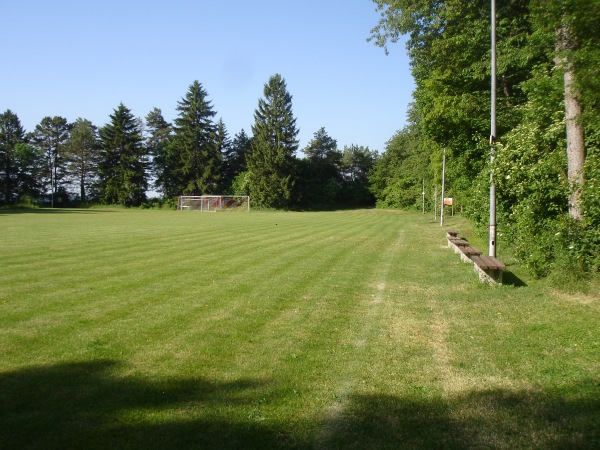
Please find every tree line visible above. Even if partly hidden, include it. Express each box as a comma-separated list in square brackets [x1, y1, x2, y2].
[369, 0, 599, 276]
[0, 74, 377, 210]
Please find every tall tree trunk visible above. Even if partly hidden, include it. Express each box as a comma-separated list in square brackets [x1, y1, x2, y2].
[80, 171, 86, 202]
[556, 21, 586, 220]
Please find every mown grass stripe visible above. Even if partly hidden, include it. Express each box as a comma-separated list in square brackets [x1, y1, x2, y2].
[1, 208, 598, 449]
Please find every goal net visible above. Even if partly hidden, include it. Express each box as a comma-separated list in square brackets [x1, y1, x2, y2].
[177, 195, 250, 212]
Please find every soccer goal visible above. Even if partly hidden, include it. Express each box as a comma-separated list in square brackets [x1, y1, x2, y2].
[177, 195, 250, 212]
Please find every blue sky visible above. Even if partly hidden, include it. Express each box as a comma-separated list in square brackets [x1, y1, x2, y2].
[2, 0, 413, 154]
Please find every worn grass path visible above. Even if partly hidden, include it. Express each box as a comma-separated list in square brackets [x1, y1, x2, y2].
[0, 208, 598, 449]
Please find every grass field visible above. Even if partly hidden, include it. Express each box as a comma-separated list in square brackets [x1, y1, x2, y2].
[0, 208, 598, 449]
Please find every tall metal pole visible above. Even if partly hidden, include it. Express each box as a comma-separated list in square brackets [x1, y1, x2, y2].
[434, 185, 438, 220]
[422, 179, 425, 214]
[50, 157, 55, 208]
[489, 0, 497, 257]
[440, 148, 446, 227]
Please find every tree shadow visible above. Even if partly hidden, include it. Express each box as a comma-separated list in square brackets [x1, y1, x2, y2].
[502, 269, 528, 287]
[1, 361, 597, 449]
[0, 208, 113, 215]
[0, 360, 297, 449]
[323, 383, 599, 449]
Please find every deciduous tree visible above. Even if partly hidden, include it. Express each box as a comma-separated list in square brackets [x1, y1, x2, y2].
[369, 124, 430, 209]
[369, 0, 600, 274]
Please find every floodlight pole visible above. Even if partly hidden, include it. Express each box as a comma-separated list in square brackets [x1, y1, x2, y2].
[489, 0, 497, 257]
[434, 185, 438, 220]
[440, 148, 446, 227]
[422, 179, 425, 214]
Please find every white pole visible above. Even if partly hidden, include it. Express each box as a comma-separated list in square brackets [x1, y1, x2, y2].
[440, 149, 446, 227]
[489, 0, 497, 257]
[422, 179, 425, 214]
[434, 185, 437, 220]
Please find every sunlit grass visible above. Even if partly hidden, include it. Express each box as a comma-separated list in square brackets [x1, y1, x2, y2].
[0, 208, 598, 449]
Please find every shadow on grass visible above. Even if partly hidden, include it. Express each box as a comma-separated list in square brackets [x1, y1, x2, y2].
[327, 386, 599, 449]
[1, 361, 598, 449]
[0, 207, 114, 215]
[0, 360, 284, 449]
[503, 269, 528, 287]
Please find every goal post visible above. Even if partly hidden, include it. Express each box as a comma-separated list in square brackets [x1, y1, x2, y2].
[177, 195, 250, 212]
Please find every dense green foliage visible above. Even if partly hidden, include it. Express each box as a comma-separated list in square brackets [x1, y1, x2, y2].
[169, 81, 221, 196]
[224, 129, 251, 195]
[98, 104, 148, 207]
[247, 74, 299, 209]
[0, 110, 27, 203]
[370, 124, 431, 209]
[297, 127, 342, 208]
[31, 116, 71, 207]
[64, 118, 99, 203]
[295, 130, 378, 209]
[370, 0, 600, 276]
[144, 108, 173, 197]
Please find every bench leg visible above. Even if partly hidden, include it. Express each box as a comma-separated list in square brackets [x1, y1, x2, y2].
[460, 252, 473, 264]
[473, 265, 503, 285]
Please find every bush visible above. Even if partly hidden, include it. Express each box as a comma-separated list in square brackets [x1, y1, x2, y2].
[17, 195, 39, 208]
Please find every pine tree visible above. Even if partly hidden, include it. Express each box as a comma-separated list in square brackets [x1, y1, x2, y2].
[304, 127, 340, 176]
[14, 143, 45, 201]
[223, 129, 251, 192]
[98, 103, 148, 206]
[297, 127, 342, 208]
[212, 118, 234, 193]
[248, 74, 299, 208]
[64, 118, 99, 203]
[31, 116, 70, 207]
[0, 110, 27, 204]
[145, 108, 173, 196]
[231, 129, 251, 172]
[171, 81, 220, 195]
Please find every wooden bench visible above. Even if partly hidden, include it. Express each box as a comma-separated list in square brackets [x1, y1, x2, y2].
[459, 246, 482, 263]
[446, 230, 506, 284]
[448, 237, 469, 254]
[471, 255, 506, 284]
[446, 229, 459, 239]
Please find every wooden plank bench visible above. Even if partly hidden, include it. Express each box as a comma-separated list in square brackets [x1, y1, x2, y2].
[471, 255, 506, 284]
[448, 237, 469, 254]
[444, 229, 506, 284]
[459, 246, 482, 263]
[446, 229, 459, 239]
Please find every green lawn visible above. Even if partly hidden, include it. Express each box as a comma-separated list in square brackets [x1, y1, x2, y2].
[0, 208, 598, 449]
